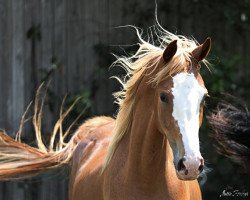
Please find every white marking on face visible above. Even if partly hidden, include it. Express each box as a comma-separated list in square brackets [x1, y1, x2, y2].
[172, 72, 207, 157]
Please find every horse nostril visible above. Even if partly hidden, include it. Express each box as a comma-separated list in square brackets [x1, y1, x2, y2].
[198, 164, 204, 173]
[198, 158, 204, 173]
[177, 158, 186, 172]
[200, 158, 204, 165]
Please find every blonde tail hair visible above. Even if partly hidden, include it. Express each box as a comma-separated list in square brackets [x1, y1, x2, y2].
[0, 84, 82, 180]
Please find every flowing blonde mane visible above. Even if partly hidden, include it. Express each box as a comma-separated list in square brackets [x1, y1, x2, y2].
[103, 25, 209, 170]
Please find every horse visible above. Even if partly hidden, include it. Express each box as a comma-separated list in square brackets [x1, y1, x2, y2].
[0, 26, 211, 200]
[207, 96, 250, 172]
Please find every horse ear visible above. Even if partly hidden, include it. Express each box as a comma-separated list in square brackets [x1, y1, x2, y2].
[192, 37, 211, 61]
[163, 40, 178, 63]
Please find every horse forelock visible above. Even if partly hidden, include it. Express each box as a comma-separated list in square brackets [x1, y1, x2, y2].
[103, 24, 210, 171]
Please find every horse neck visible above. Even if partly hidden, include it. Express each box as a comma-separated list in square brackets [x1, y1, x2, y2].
[120, 82, 170, 185]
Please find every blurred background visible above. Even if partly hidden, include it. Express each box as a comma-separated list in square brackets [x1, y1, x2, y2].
[0, 0, 249, 199]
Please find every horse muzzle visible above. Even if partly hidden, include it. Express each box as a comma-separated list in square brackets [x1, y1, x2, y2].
[176, 155, 204, 180]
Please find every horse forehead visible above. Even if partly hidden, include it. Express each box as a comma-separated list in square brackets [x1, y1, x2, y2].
[171, 72, 207, 98]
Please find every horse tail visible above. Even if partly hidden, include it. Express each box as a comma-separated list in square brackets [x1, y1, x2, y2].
[207, 96, 250, 170]
[0, 131, 78, 180]
[0, 85, 84, 180]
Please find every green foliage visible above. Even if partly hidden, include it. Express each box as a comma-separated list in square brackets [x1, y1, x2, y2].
[64, 88, 93, 118]
[202, 47, 242, 95]
[27, 25, 41, 41]
[201, 43, 250, 107]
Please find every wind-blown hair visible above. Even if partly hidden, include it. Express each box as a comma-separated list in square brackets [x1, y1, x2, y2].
[103, 24, 210, 170]
[207, 97, 250, 171]
[0, 84, 81, 180]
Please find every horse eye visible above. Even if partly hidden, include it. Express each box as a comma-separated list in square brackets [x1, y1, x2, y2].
[160, 93, 168, 103]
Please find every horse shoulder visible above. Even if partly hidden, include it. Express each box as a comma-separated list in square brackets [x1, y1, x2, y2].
[69, 116, 115, 200]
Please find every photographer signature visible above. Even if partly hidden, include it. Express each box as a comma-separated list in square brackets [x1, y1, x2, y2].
[220, 186, 248, 197]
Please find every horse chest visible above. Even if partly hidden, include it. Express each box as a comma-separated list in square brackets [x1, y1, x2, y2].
[103, 171, 190, 200]
[103, 183, 189, 200]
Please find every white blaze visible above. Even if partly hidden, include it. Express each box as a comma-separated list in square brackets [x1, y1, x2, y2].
[172, 72, 206, 157]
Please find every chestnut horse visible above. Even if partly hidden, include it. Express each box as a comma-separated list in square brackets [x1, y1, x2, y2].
[0, 27, 211, 200]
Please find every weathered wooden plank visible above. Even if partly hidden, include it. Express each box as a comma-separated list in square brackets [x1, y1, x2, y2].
[2, 0, 27, 199]
[39, 0, 54, 136]
[54, 0, 67, 96]
[9, 0, 25, 135]
[0, 0, 11, 134]
[0, 0, 11, 198]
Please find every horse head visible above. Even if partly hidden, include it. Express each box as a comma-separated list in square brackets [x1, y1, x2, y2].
[155, 38, 211, 180]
